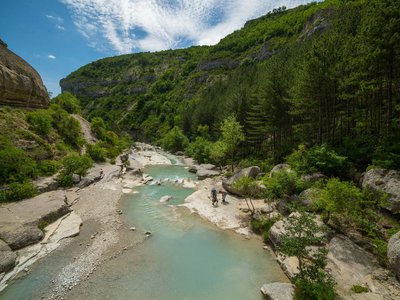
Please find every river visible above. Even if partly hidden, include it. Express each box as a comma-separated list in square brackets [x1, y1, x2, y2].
[0, 159, 287, 300]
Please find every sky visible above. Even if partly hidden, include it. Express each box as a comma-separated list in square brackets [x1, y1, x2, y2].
[0, 0, 314, 96]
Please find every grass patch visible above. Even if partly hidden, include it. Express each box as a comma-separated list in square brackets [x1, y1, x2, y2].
[351, 285, 369, 293]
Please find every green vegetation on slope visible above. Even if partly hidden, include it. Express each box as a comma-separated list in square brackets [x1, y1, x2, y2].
[62, 0, 400, 172]
[0, 93, 131, 202]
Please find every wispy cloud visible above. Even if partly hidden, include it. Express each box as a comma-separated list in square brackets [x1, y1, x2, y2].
[46, 14, 64, 23]
[48, 54, 57, 59]
[61, 0, 314, 54]
[46, 14, 66, 31]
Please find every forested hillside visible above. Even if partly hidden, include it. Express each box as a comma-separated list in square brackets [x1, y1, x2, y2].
[61, 0, 400, 171]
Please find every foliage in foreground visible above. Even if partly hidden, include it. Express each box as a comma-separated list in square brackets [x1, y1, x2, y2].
[278, 210, 336, 300]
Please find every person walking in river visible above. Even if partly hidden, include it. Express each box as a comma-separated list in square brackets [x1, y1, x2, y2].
[211, 187, 218, 206]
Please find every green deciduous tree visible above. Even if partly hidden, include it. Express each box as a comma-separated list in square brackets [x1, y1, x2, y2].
[220, 115, 245, 171]
[279, 210, 335, 300]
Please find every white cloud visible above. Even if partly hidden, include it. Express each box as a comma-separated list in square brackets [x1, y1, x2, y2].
[46, 15, 64, 23]
[56, 24, 66, 31]
[48, 54, 57, 59]
[61, 0, 317, 54]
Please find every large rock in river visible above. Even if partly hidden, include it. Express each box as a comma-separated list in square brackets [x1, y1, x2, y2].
[388, 231, 400, 280]
[0, 39, 49, 109]
[222, 166, 260, 195]
[260, 282, 295, 300]
[0, 190, 70, 250]
[361, 169, 400, 213]
[0, 240, 16, 273]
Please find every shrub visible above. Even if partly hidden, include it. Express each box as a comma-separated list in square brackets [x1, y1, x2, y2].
[160, 126, 189, 153]
[264, 170, 308, 199]
[51, 105, 83, 148]
[209, 141, 228, 167]
[251, 216, 280, 234]
[279, 210, 336, 300]
[287, 144, 349, 178]
[351, 285, 369, 293]
[0, 181, 37, 202]
[185, 137, 212, 164]
[38, 160, 61, 176]
[315, 178, 362, 222]
[57, 173, 73, 187]
[59, 154, 93, 184]
[0, 146, 38, 184]
[53, 92, 81, 114]
[26, 110, 53, 135]
[87, 143, 107, 162]
[90, 117, 107, 139]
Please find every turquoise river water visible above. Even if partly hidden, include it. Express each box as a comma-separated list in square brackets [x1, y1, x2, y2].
[0, 160, 287, 300]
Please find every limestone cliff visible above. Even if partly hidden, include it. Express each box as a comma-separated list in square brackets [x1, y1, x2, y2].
[0, 39, 50, 109]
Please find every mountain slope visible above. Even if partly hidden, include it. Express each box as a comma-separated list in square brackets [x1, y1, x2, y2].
[61, 0, 400, 168]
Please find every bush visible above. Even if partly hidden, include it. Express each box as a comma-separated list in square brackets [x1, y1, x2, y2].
[294, 277, 336, 300]
[351, 285, 369, 293]
[0, 146, 38, 184]
[87, 142, 107, 162]
[264, 170, 308, 199]
[59, 154, 93, 185]
[185, 137, 212, 164]
[38, 160, 61, 176]
[209, 141, 228, 167]
[251, 216, 280, 234]
[287, 144, 349, 178]
[0, 181, 37, 202]
[53, 92, 81, 114]
[160, 126, 189, 153]
[315, 178, 362, 222]
[26, 110, 53, 135]
[90, 117, 107, 139]
[51, 105, 83, 148]
[57, 173, 73, 187]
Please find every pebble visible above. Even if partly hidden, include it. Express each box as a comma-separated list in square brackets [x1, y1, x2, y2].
[263, 246, 270, 250]
[130, 227, 136, 231]
[90, 235, 95, 239]
[24, 268, 29, 272]
[145, 231, 152, 236]
[123, 247, 128, 250]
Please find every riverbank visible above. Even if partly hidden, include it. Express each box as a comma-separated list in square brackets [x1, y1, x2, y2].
[0, 144, 286, 299]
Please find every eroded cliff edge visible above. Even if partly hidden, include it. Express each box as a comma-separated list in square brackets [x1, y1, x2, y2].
[0, 39, 49, 109]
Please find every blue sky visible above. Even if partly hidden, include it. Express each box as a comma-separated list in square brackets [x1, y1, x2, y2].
[0, 0, 314, 96]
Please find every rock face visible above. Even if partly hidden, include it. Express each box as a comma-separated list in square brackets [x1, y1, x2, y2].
[268, 220, 286, 248]
[222, 166, 260, 195]
[0, 191, 70, 250]
[0, 39, 49, 109]
[388, 231, 400, 279]
[0, 240, 16, 273]
[260, 282, 295, 300]
[327, 234, 400, 300]
[33, 175, 59, 193]
[361, 169, 400, 213]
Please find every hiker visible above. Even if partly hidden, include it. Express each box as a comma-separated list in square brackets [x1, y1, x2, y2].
[211, 187, 218, 206]
[220, 189, 227, 203]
